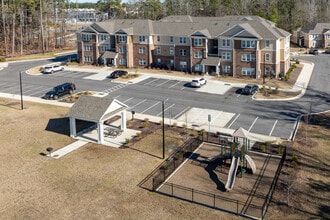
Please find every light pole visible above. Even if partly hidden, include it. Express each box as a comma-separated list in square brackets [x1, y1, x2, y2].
[19, 71, 24, 110]
[162, 99, 168, 159]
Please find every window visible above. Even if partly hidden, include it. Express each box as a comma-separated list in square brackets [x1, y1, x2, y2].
[328, 42, 330, 47]
[119, 47, 126, 53]
[265, 40, 270, 48]
[221, 52, 231, 60]
[241, 54, 255, 62]
[83, 34, 92, 41]
[194, 38, 202, 46]
[170, 47, 174, 55]
[157, 58, 161, 63]
[118, 35, 126, 42]
[222, 65, 231, 73]
[170, 36, 174, 43]
[139, 36, 145, 42]
[222, 39, 230, 47]
[194, 51, 202, 58]
[157, 36, 161, 42]
[139, 59, 146, 65]
[139, 47, 145, 54]
[327, 34, 330, 39]
[84, 45, 92, 51]
[179, 37, 187, 44]
[242, 40, 256, 48]
[265, 53, 270, 62]
[84, 56, 92, 62]
[156, 47, 161, 54]
[100, 45, 108, 52]
[179, 49, 187, 56]
[195, 64, 203, 72]
[119, 58, 126, 65]
[170, 59, 174, 66]
[312, 41, 318, 47]
[100, 34, 107, 41]
[242, 68, 255, 76]
[179, 61, 187, 69]
[265, 67, 271, 76]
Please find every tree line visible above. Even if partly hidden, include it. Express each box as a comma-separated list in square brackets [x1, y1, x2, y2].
[1, 0, 329, 57]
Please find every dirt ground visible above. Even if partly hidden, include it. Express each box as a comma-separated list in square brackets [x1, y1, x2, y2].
[159, 144, 281, 218]
[0, 98, 328, 219]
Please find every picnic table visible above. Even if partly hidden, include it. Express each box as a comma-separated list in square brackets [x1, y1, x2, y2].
[104, 126, 122, 137]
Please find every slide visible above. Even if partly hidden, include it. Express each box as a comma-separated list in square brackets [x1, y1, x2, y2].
[225, 156, 240, 191]
[245, 154, 257, 174]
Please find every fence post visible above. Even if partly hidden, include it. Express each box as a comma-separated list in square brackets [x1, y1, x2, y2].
[192, 188, 194, 202]
[171, 183, 174, 196]
[237, 200, 239, 213]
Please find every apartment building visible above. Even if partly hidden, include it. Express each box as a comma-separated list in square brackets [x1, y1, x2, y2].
[292, 23, 330, 48]
[77, 16, 291, 79]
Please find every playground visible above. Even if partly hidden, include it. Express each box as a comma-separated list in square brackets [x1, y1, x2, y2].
[157, 141, 282, 218]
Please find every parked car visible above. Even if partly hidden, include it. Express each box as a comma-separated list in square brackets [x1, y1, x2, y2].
[325, 48, 330, 54]
[43, 64, 64, 74]
[242, 84, 259, 95]
[308, 48, 319, 55]
[109, 70, 129, 78]
[43, 82, 76, 100]
[190, 78, 207, 88]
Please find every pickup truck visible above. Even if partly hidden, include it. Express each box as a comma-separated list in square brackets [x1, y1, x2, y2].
[43, 64, 64, 74]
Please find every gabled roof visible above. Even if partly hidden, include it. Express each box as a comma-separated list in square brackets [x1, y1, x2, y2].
[190, 29, 211, 38]
[66, 96, 128, 122]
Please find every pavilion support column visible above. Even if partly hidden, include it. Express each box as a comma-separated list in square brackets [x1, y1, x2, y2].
[97, 122, 104, 144]
[69, 117, 76, 137]
[121, 110, 127, 131]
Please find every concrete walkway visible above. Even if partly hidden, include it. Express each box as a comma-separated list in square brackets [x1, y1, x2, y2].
[49, 140, 88, 159]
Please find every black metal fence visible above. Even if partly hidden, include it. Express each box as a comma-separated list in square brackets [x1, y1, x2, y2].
[261, 147, 287, 219]
[158, 182, 261, 219]
[138, 138, 202, 191]
[138, 138, 287, 220]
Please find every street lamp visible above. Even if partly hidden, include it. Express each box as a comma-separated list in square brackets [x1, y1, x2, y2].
[162, 99, 168, 159]
[19, 71, 24, 110]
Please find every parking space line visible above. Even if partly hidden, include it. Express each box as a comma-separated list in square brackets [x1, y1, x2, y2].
[29, 88, 51, 96]
[23, 85, 44, 94]
[156, 103, 175, 116]
[227, 113, 240, 128]
[127, 99, 147, 110]
[269, 120, 278, 136]
[141, 101, 161, 114]
[155, 79, 170, 87]
[168, 81, 182, 88]
[173, 106, 190, 119]
[248, 117, 259, 132]
[237, 92, 242, 98]
[122, 97, 133, 103]
[114, 95, 121, 99]
[143, 78, 159, 85]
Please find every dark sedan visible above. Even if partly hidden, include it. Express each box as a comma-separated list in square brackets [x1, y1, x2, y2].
[109, 70, 129, 78]
[242, 84, 259, 95]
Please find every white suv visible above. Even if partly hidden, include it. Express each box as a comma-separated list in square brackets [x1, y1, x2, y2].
[190, 77, 207, 88]
[43, 64, 64, 74]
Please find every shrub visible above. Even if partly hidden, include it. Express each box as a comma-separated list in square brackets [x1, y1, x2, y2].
[292, 155, 298, 163]
[172, 122, 177, 127]
[144, 118, 149, 122]
[277, 146, 283, 155]
[136, 132, 142, 138]
[125, 138, 131, 144]
[0, 57, 6, 62]
[274, 87, 279, 94]
[182, 124, 187, 129]
[142, 122, 148, 128]
[159, 120, 163, 125]
[126, 120, 131, 126]
[39, 67, 44, 72]
[260, 145, 266, 152]
[291, 160, 298, 167]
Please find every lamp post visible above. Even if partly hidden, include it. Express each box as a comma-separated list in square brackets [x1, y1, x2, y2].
[162, 99, 168, 159]
[162, 100, 165, 159]
[19, 71, 24, 110]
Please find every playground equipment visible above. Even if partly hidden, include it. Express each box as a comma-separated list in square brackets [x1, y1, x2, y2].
[224, 127, 257, 191]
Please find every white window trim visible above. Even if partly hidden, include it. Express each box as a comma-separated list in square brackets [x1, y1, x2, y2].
[265, 53, 270, 62]
[139, 47, 145, 54]
[156, 47, 161, 54]
[222, 52, 231, 60]
[222, 39, 230, 47]
[180, 49, 187, 56]
[242, 40, 256, 48]
[139, 59, 146, 65]
[170, 47, 174, 55]
[194, 51, 202, 58]
[194, 38, 202, 46]
[179, 37, 187, 44]
[139, 36, 146, 42]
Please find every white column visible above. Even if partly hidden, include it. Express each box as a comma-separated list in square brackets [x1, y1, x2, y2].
[97, 122, 104, 144]
[69, 117, 76, 137]
[121, 110, 127, 131]
[216, 65, 220, 74]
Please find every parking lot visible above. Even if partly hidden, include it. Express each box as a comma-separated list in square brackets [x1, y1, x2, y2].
[0, 70, 296, 140]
